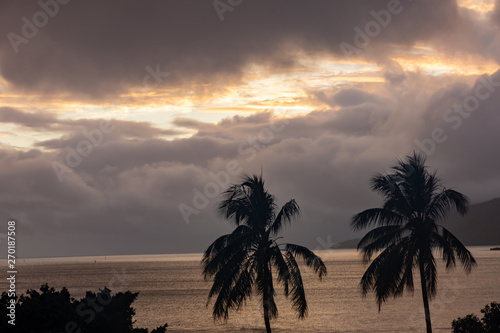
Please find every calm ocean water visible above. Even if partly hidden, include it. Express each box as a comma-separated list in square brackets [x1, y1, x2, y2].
[1, 248, 499, 332]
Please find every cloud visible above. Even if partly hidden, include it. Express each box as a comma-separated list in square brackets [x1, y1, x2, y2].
[2, 70, 500, 257]
[1, 0, 500, 257]
[0, 107, 184, 142]
[0, 0, 486, 101]
[0, 107, 57, 129]
[313, 88, 385, 107]
[494, 0, 500, 25]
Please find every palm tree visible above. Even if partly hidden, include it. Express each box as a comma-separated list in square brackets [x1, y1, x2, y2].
[351, 152, 476, 333]
[202, 174, 327, 333]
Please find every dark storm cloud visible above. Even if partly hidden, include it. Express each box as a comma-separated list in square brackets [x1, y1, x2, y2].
[0, 0, 473, 99]
[493, 0, 500, 25]
[2, 71, 500, 257]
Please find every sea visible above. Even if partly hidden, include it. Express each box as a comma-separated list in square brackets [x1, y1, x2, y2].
[1, 247, 499, 332]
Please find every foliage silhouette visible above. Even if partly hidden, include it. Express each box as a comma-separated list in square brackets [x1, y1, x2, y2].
[452, 314, 485, 333]
[0, 283, 168, 333]
[202, 174, 326, 333]
[452, 302, 500, 333]
[351, 152, 476, 333]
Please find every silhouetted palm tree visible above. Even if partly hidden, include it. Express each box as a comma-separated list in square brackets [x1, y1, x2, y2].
[351, 153, 476, 333]
[202, 174, 327, 333]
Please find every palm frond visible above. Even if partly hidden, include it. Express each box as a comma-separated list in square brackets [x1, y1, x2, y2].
[208, 246, 251, 300]
[285, 244, 327, 279]
[269, 246, 291, 296]
[357, 225, 407, 262]
[270, 199, 300, 235]
[441, 226, 476, 272]
[430, 232, 457, 269]
[202, 225, 255, 279]
[370, 173, 413, 217]
[226, 257, 256, 312]
[285, 251, 308, 318]
[218, 190, 253, 227]
[351, 208, 405, 231]
[255, 256, 278, 319]
[395, 242, 416, 296]
[422, 252, 437, 299]
[360, 240, 410, 308]
[427, 189, 469, 221]
[218, 174, 276, 230]
[210, 249, 253, 319]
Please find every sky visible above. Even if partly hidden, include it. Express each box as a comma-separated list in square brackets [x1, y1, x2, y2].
[1, 0, 500, 258]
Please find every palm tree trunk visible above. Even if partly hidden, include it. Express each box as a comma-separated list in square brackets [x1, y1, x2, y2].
[262, 264, 272, 333]
[261, 240, 272, 333]
[419, 261, 432, 333]
[262, 284, 272, 333]
[263, 300, 272, 333]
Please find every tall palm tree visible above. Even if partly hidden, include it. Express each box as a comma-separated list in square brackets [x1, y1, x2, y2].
[351, 153, 476, 333]
[202, 174, 327, 333]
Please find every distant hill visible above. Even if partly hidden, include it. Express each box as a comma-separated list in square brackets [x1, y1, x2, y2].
[334, 198, 500, 249]
[333, 238, 361, 249]
[442, 197, 500, 246]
